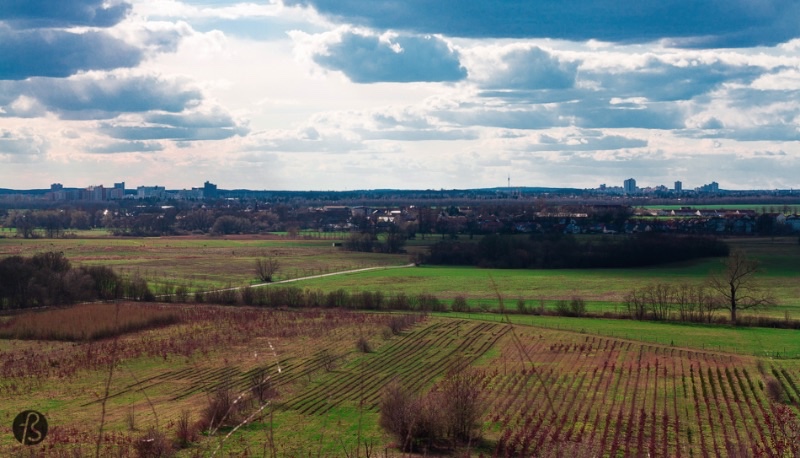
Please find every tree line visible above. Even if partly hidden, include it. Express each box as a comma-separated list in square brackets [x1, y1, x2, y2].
[423, 233, 730, 269]
[0, 252, 153, 310]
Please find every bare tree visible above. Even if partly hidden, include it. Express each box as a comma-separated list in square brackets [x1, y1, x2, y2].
[255, 256, 280, 282]
[708, 250, 774, 323]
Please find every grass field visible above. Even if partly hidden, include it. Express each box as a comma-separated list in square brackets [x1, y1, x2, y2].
[643, 204, 800, 212]
[439, 312, 800, 359]
[287, 237, 800, 319]
[2, 306, 799, 456]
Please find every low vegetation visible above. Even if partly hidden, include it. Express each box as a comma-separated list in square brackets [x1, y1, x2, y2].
[0, 303, 179, 341]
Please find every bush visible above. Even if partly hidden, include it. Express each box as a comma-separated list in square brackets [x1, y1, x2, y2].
[555, 300, 570, 316]
[766, 376, 784, 403]
[174, 410, 198, 449]
[356, 336, 372, 353]
[198, 385, 246, 432]
[134, 427, 174, 458]
[516, 298, 528, 314]
[387, 293, 411, 310]
[451, 295, 470, 313]
[569, 297, 587, 317]
[416, 293, 443, 312]
[379, 368, 485, 453]
[388, 314, 422, 335]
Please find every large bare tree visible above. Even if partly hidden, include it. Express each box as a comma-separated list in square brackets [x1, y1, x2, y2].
[255, 256, 280, 283]
[708, 250, 774, 323]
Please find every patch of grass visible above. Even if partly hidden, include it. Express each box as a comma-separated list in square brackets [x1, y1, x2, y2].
[441, 311, 800, 358]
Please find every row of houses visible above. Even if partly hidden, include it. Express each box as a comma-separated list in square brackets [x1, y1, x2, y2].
[312, 204, 800, 236]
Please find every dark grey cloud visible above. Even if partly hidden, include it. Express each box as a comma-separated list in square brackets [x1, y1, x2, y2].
[313, 31, 466, 83]
[86, 141, 164, 154]
[0, 26, 142, 80]
[286, 0, 800, 47]
[0, 0, 131, 29]
[0, 76, 202, 118]
[483, 47, 577, 90]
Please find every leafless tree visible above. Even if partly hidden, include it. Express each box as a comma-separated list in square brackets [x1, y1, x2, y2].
[255, 256, 280, 282]
[708, 250, 774, 323]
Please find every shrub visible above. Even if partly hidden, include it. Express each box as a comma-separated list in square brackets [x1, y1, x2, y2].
[416, 293, 443, 312]
[766, 376, 784, 403]
[199, 385, 246, 432]
[516, 298, 528, 314]
[175, 410, 198, 449]
[174, 285, 190, 303]
[249, 367, 277, 404]
[356, 336, 372, 353]
[134, 427, 174, 458]
[570, 297, 587, 317]
[387, 292, 411, 310]
[388, 314, 421, 335]
[555, 300, 570, 316]
[379, 380, 417, 451]
[440, 367, 486, 443]
[451, 295, 470, 313]
[379, 368, 485, 453]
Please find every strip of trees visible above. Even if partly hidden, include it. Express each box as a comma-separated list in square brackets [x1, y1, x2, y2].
[625, 250, 776, 325]
[0, 252, 152, 310]
[424, 233, 729, 269]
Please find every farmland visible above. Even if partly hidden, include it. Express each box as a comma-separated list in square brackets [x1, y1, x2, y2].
[1, 233, 799, 456]
[2, 304, 799, 456]
[0, 235, 409, 292]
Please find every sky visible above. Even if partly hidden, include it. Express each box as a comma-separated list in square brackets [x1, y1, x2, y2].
[1, 1, 799, 191]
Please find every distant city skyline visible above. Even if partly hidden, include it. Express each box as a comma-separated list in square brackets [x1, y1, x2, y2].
[1, 1, 799, 191]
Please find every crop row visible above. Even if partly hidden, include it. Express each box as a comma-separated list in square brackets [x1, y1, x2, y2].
[284, 320, 508, 416]
[484, 332, 785, 457]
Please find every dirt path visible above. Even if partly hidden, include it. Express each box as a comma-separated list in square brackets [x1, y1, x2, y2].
[251, 263, 416, 288]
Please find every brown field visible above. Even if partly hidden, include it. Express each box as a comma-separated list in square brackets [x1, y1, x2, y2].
[1, 303, 798, 457]
[0, 235, 410, 292]
[0, 303, 180, 341]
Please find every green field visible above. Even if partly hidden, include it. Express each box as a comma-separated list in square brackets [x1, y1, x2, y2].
[440, 312, 800, 359]
[287, 237, 800, 319]
[643, 204, 800, 212]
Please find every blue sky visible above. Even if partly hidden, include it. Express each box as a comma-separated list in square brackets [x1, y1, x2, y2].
[1, 0, 799, 190]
